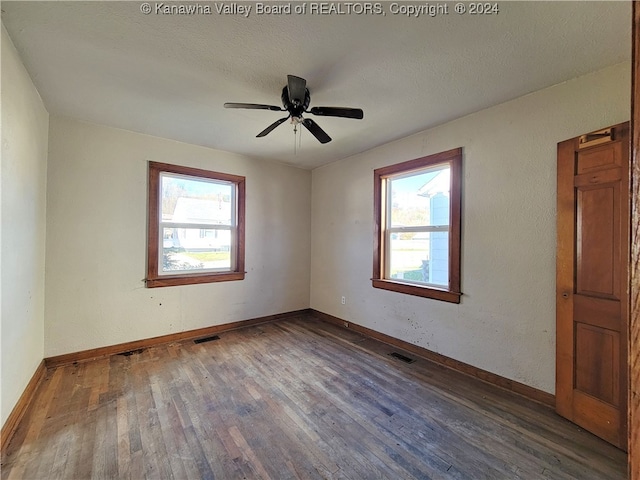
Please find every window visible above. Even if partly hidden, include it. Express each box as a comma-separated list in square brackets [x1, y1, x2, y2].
[146, 162, 245, 287]
[373, 148, 462, 303]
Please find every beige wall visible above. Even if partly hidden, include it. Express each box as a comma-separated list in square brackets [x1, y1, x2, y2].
[44, 117, 311, 357]
[1, 25, 49, 425]
[310, 62, 631, 394]
[1, 25, 631, 417]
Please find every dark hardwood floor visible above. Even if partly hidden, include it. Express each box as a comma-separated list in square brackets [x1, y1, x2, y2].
[1, 314, 627, 479]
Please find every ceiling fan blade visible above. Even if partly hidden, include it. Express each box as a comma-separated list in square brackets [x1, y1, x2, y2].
[256, 117, 289, 137]
[224, 103, 283, 111]
[287, 75, 307, 105]
[309, 106, 364, 119]
[302, 118, 332, 144]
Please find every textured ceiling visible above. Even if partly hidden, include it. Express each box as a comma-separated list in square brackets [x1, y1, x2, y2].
[1, 1, 631, 169]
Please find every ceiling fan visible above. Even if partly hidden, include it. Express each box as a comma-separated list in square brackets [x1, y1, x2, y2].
[224, 75, 364, 144]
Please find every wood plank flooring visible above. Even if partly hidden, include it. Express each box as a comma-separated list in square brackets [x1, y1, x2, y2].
[1, 314, 627, 479]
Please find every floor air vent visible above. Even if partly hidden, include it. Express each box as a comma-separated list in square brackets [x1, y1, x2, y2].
[118, 348, 145, 357]
[194, 335, 220, 344]
[388, 352, 416, 364]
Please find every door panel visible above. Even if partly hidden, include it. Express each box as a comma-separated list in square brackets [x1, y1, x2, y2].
[576, 183, 619, 298]
[574, 323, 619, 405]
[576, 141, 623, 174]
[573, 391, 621, 446]
[556, 122, 629, 451]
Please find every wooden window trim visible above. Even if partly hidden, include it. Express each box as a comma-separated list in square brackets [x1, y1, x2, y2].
[372, 148, 462, 303]
[146, 161, 245, 288]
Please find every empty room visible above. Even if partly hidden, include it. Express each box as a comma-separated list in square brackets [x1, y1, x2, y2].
[2, 1, 639, 479]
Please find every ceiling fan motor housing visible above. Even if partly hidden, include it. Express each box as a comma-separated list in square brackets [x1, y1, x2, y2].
[223, 75, 362, 143]
[281, 86, 310, 118]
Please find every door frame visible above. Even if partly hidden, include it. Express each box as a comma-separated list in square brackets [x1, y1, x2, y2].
[629, 2, 639, 478]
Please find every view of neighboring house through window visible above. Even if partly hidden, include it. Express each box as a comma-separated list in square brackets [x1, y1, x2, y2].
[146, 162, 245, 287]
[386, 166, 450, 285]
[161, 174, 233, 271]
[373, 148, 462, 303]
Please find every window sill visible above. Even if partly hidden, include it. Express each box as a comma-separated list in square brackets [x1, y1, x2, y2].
[372, 279, 461, 304]
[146, 271, 245, 288]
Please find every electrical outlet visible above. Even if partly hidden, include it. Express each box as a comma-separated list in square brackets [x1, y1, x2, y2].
[341, 296, 346, 305]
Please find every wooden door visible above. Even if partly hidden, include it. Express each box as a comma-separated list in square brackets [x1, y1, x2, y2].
[556, 122, 630, 451]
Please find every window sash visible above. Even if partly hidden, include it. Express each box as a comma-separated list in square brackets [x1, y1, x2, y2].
[386, 226, 449, 233]
[161, 222, 233, 230]
[382, 166, 452, 284]
[159, 171, 236, 225]
[157, 173, 237, 276]
[157, 226, 236, 275]
[383, 228, 451, 287]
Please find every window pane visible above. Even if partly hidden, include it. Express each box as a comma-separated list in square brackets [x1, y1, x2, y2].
[162, 227, 231, 273]
[389, 165, 450, 227]
[388, 232, 449, 287]
[161, 174, 232, 225]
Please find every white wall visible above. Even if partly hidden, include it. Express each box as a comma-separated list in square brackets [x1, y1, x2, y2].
[45, 117, 311, 357]
[1, 25, 49, 426]
[310, 62, 630, 394]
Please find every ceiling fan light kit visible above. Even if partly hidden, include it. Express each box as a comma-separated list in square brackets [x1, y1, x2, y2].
[224, 75, 364, 144]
